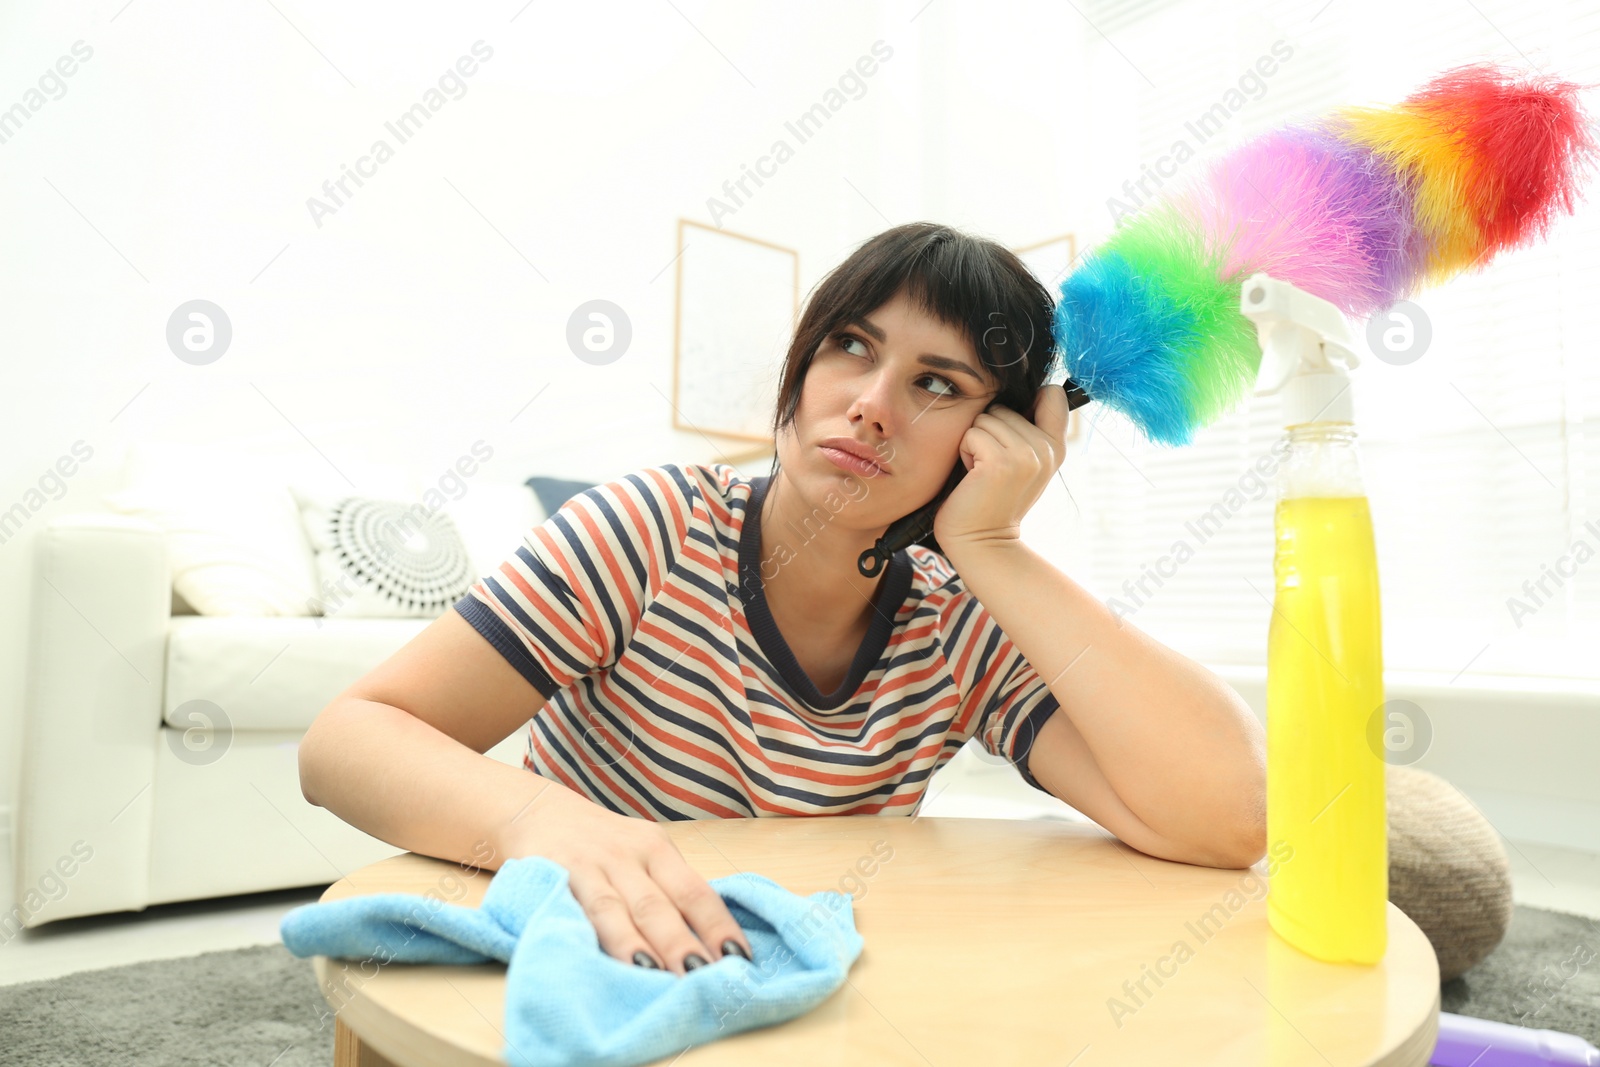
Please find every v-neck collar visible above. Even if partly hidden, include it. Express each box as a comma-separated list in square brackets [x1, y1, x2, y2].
[737, 474, 913, 711]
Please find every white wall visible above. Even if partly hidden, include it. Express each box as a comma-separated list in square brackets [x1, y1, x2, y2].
[4, 0, 1594, 911]
[0, 1, 1102, 867]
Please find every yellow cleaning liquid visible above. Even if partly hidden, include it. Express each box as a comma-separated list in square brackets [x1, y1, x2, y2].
[1266, 493, 1388, 965]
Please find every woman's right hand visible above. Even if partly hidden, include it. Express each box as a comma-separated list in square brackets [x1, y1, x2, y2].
[502, 787, 754, 976]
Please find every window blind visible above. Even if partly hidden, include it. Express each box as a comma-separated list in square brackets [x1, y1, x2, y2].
[1072, 0, 1600, 681]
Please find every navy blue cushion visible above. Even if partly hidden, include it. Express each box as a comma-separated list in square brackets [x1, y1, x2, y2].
[524, 475, 598, 518]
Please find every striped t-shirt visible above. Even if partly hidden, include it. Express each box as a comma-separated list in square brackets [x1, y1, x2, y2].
[452, 462, 1061, 819]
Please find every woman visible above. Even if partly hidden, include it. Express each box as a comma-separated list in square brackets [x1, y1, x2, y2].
[298, 221, 1267, 979]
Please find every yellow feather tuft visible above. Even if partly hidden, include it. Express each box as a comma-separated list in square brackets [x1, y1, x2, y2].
[1324, 104, 1485, 285]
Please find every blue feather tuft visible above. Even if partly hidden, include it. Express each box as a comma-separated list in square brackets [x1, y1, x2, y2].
[1053, 251, 1201, 447]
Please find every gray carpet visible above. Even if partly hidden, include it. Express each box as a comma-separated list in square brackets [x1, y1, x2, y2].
[0, 903, 1595, 1064]
[0, 941, 332, 1067]
[1440, 902, 1600, 1045]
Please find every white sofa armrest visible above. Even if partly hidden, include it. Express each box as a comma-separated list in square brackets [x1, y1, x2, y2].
[13, 514, 170, 928]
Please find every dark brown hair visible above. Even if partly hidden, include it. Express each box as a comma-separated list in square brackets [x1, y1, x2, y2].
[766, 221, 1059, 556]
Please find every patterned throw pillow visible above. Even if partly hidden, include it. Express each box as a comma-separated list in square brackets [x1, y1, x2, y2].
[293, 489, 477, 619]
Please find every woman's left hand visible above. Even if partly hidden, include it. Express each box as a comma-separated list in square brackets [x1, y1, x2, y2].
[932, 383, 1071, 553]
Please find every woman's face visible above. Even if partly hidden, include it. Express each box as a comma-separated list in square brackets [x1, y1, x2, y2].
[780, 286, 998, 524]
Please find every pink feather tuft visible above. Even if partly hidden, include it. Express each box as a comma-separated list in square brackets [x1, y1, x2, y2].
[1180, 125, 1422, 317]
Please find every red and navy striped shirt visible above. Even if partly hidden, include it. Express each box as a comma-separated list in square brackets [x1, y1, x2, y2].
[453, 462, 1060, 819]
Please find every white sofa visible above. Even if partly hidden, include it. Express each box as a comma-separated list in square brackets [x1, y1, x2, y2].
[13, 510, 529, 930]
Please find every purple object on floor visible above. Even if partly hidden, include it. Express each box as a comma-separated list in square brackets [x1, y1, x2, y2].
[1432, 1011, 1600, 1066]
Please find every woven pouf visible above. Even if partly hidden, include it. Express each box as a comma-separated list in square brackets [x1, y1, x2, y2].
[1386, 764, 1514, 983]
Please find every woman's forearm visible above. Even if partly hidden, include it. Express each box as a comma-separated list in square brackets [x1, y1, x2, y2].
[946, 539, 1267, 861]
[299, 696, 591, 872]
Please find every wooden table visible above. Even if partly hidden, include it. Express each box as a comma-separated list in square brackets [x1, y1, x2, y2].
[310, 815, 1440, 1066]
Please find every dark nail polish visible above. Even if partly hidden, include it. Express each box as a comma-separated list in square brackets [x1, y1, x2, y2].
[683, 953, 707, 971]
[632, 951, 660, 969]
[721, 939, 749, 960]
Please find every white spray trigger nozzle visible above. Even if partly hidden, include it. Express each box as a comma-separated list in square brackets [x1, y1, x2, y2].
[1239, 273, 1361, 426]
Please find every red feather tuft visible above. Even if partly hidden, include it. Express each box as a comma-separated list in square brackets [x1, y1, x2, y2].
[1407, 62, 1600, 261]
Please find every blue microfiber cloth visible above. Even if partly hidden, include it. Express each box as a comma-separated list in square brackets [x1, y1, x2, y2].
[280, 855, 865, 1067]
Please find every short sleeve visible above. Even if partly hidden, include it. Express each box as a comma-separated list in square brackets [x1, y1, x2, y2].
[949, 593, 1061, 794]
[978, 654, 1060, 793]
[452, 465, 691, 700]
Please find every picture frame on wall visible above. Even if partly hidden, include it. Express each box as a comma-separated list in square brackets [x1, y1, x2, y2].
[671, 219, 799, 454]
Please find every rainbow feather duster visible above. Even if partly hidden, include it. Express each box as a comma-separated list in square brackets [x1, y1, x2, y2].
[1053, 62, 1599, 446]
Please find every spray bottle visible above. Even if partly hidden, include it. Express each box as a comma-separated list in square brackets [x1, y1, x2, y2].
[1241, 271, 1388, 966]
